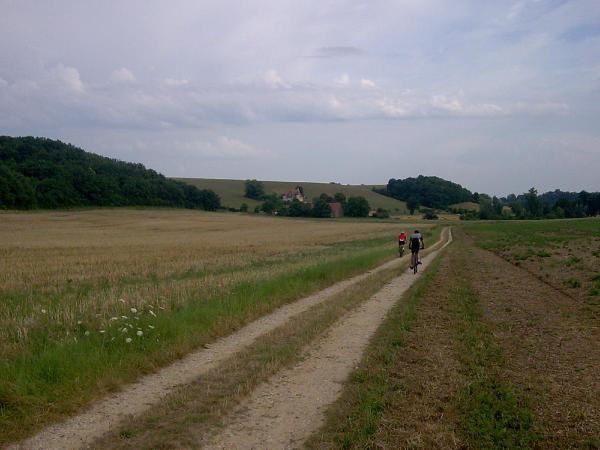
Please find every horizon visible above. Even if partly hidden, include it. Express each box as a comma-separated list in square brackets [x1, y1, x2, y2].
[1, 1, 599, 195]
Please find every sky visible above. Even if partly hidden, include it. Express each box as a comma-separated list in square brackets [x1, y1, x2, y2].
[1, 0, 599, 196]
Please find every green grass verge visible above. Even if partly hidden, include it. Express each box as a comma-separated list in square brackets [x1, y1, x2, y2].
[450, 281, 538, 449]
[0, 236, 404, 445]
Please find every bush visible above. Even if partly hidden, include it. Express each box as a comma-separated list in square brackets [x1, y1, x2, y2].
[312, 198, 332, 218]
[373, 208, 390, 219]
[345, 196, 370, 217]
[244, 179, 265, 200]
[422, 209, 438, 220]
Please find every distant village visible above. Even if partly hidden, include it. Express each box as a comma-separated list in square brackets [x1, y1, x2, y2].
[280, 186, 353, 218]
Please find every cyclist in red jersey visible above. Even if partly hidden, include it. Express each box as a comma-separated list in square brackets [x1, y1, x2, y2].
[398, 231, 407, 256]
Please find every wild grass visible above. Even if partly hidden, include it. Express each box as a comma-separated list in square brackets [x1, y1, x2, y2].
[0, 209, 433, 444]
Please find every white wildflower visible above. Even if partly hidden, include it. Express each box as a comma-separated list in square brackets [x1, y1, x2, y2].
[84, 331, 90, 336]
[136, 330, 143, 337]
[121, 327, 128, 333]
[121, 315, 128, 319]
[148, 325, 155, 329]
[77, 320, 82, 325]
[130, 308, 138, 314]
[128, 324, 133, 329]
[119, 298, 126, 303]
[149, 310, 157, 317]
[110, 317, 118, 321]
[125, 337, 132, 343]
[41, 309, 47, 314]
[100, 330, 106, 334]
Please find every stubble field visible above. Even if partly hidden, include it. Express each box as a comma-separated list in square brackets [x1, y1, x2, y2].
[0, 208, 432, 444]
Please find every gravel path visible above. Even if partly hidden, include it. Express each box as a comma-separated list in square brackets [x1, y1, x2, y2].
[11, 229, 448, 450]
[202, 229, 452, 449]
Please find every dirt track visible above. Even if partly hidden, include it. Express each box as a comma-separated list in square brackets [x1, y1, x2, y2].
[201, 229, 452, 449]
[12, 229, 450, 450]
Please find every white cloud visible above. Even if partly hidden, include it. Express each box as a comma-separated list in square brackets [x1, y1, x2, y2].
[51, 64, 84, 93]
[334, 74, 350, 86]
[0, 77, 7, 88]
[263, 69, 290, 89]
[430, 95, 463, 113]
[360, 79, 376, 89]
[110, 67, 136, 84]
[163, 78, 189, 87]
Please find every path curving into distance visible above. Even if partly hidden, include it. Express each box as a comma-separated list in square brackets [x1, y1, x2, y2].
[11, 228, 450, 450]
[202, 228, 453, 449]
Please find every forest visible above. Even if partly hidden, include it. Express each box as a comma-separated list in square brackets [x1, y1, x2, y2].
[0, 136, 220, 210]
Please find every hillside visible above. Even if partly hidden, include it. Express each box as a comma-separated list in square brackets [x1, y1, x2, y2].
[0, 137, 220, 210]
[177, 178, 408, 212]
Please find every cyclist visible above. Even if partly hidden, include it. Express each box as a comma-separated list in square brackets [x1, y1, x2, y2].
[409, 229, 424, 269]
[398, 231, 407, 256]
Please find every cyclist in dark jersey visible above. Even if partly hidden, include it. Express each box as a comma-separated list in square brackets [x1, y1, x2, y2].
[408, 230, 424, 269]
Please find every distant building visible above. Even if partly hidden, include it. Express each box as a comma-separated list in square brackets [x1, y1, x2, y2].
[328, 202, 344, 218]
[281, 186, 305, 203]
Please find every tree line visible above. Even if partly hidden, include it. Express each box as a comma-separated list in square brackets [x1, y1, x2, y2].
[457, 188, 600, 220]
[0, 136, 220, 211]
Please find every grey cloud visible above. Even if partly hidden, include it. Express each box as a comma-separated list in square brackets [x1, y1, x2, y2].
[562, 23, 600, 42]
[308, 46, 365, 58]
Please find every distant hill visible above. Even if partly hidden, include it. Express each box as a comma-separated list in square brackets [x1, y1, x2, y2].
[177, 178, 408, 212]
[0, 136, 220, 210]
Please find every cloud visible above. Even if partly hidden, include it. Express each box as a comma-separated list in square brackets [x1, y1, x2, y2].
[181, 136, 270, 160]
[110, 67, 136, 84]
[309, 46, 365, 58]
[0, 77, 7, 88]
[334, 74, 350, 86]
[263, 69, 290, 89]
[51, 64, 84, 93]
[562, 23, 600, 42]
[360, 79, 376, 88]
[163, 78, 189, 87]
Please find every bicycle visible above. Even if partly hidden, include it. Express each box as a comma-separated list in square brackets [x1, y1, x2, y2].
[410, 245, 424, 274]
[398, 242, 405, 257]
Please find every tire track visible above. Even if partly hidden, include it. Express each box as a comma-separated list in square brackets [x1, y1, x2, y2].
[202, 229, 452, 449]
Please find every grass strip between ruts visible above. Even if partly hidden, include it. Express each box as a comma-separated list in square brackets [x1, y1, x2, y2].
[1, 229, 440, 446]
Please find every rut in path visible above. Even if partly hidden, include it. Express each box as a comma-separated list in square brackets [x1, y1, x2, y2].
[202, 229, 453, 449]
[12, 228, 449, 450]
